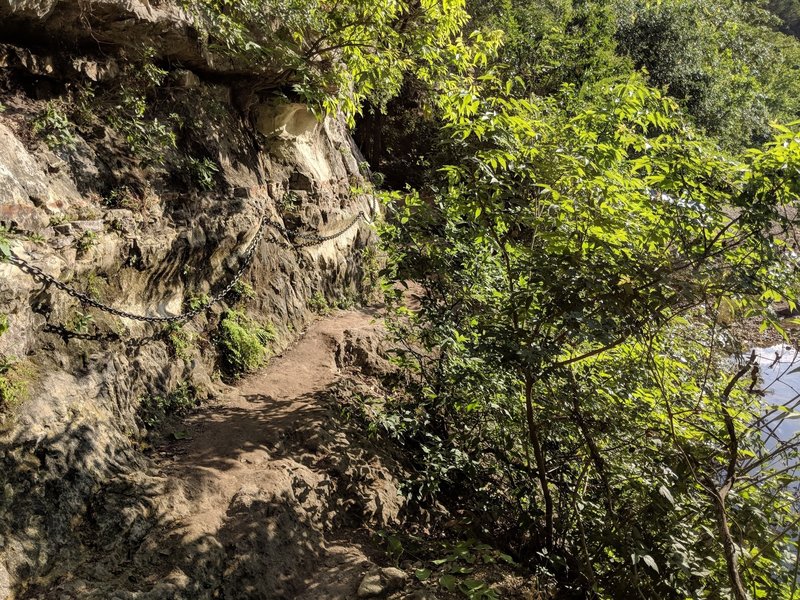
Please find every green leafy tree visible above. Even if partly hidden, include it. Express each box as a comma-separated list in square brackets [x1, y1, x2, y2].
[379, 63, 800, 596]
[615, 0, 800, 149]
[185, 0, 471, 123]
[467, 0, 630, 95]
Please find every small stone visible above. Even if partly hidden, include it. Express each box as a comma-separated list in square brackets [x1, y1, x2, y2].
[53, 220, 104, 236]
[357, 569, 384, 598]
[75, 59, 100, 81]
[380, 567, 408, 588]
[107, 209, 135, 233]
[357, 567, 409, 598]
[173, 69, 201, 88]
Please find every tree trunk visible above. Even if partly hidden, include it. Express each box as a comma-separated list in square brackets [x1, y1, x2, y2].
[525, 374, 554, 550]
[713, 492, 748, 600]
[572, 396, 614, 514]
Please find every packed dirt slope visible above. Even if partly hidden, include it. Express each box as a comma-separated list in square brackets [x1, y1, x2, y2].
[17, 308, 427, 599]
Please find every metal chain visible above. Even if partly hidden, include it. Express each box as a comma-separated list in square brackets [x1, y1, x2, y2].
[291, 212, 364, 248]
[5, 198, 377, 324]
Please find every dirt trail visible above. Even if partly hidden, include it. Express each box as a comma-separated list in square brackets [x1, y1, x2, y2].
[142, 307, 405, 600]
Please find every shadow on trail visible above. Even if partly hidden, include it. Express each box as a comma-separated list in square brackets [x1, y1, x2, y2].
[7, 379, 391, 599]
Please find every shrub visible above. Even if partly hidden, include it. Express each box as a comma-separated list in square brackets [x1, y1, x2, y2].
[185, 156, 219, 190]
[0, 370, 24, 413]
[308, 291, 329, 314]
[139, 382, 196, 428]
[186, 293, 211, 312]
[75, 231, 97, 255]
[229, 280, 255, 303]
[68, 310, 94, 334]
[217, 310, 275, 376]
[32, 102, 77, 151]
[164, 323, 196, 361]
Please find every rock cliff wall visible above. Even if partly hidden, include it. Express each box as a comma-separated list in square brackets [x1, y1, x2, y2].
[0, 4, 377, 596]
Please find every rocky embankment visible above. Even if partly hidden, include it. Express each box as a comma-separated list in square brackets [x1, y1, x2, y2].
[0, 2, 383, 597]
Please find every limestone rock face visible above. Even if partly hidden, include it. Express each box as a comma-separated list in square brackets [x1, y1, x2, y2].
[0, 0, 198, 65]
[0, 0, 58, 18]
[0, 6, 378, 598]
[0, 122, 79, 221]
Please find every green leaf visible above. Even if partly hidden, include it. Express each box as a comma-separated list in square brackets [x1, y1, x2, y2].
[387, 535, 403, 558]
[415, 568, 431, 581]
[460, 578, 487, 592]
[439, 574, 458, 591]
[642, 555, 659, 574]
[450, 566, 474, 574]
[498, 553, 516, 565]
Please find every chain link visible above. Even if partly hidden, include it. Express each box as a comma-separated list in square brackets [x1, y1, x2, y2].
[5, 198, 377, 324]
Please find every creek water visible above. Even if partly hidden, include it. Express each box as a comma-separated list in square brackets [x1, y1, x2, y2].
[754, 344, 800, 444]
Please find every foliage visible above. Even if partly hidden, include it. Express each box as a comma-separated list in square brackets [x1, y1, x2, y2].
[186, 292, 211, 313]
[461, 0, 800, 152]
[165, 323, 196, 361]
[770, 0, 800, 36]
[377, 59, 800, 597]
[184, 156, 219, 190]
[108, 55, 180, 162]
[0, 361, 26, 415]
[277, 190, 301, 214]
[68, 311, 95, 334]
[358, 243, 384, 302]
[229, 280, 256, 303]
[0, 319, 27, 415]
[32, 102, 77, 151]
[216, 309, 275, 376]
[615, 0, 800, 149]
[467, 0, 629, 95]
[84, 272, 105, 300]
[75, 231, 98, 254]
[139, 382, 197, 428]
[308, 291, 330, 314]
[107, 87, 178, 164]
[334, 290, 359, 310]
[379, 532, 509, 599]
[64, 51, 179, 166]
[7, 0, 797, 594]
[184, 0, 472, 124]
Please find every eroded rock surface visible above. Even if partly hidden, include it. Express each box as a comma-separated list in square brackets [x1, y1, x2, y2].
[13, 309, 410, 599]
[0, 5, 382, 597]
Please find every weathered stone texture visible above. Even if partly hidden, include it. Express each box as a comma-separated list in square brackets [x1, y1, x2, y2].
[0, 4, 378, 597]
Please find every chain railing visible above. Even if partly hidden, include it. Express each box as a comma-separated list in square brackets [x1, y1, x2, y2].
[3, 200, 375, 325]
